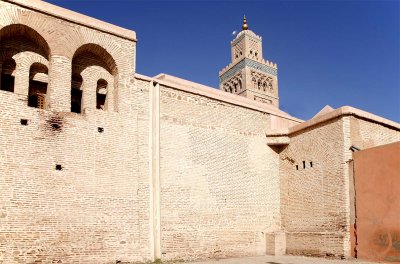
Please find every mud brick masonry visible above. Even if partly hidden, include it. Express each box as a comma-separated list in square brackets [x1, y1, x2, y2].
[0, 0, 399, 263]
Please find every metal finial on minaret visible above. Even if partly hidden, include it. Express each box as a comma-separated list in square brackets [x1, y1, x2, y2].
[242, 15, 248, 30]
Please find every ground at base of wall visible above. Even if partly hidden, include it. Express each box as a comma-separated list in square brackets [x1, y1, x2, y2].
[170, 255, 378, 264]
[120, 255, 382, 264]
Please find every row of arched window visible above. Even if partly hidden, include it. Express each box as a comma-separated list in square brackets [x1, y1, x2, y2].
[0, 24, 118, 113]
[252, 77, 273, 93]
[224, 78, 242, 94]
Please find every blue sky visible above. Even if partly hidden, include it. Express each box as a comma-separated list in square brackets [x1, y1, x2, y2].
[49, 0, 400, 122]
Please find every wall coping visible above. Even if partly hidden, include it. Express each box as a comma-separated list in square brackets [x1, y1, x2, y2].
[135, 73, 303, 123]
[4, 0, 137, 41]
[266, 107, 399, 137]
[289, 106, 400, 134]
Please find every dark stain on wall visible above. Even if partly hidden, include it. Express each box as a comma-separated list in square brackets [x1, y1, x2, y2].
[46, 114, 64, 132]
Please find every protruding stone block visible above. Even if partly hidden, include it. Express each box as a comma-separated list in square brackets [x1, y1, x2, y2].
[266, 231, 286, 256]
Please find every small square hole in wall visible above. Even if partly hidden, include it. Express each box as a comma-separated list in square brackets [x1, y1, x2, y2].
[310, 161, 313, 167]
[296, 165, 299, 170]
[98, 127, 104, 133]
[303, 161, 306, 169]
[55, 164, 63, 171]
[20, 119, 28, 125]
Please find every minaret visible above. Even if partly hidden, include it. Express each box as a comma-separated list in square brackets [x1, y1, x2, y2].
[219, 17, 279, 107]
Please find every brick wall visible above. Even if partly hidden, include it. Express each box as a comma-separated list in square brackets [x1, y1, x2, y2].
[0, 90, 152, 263]
[1, 1, 399, 263]
[0, 1, 153, 263]
[158, 85, 282, 261]
[280, 118, 347, 257]
[348, 116, 400, 149]
[280, 115, 399, 258]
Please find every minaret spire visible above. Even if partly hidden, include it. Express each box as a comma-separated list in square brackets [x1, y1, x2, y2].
[242, 15, 248, 31]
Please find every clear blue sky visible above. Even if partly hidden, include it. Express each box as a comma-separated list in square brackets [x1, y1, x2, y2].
[49, 0, 400, 122]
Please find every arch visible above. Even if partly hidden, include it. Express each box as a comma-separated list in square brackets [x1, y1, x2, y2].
[28, 63, 48, 109]
[0, 24, 50, 97]
[263, 82, 267, 92]
[96, 79, 108, 110]
[12, 52, 49, 70]
[72, 43, 118, 76]
[71, 74, 83, 113]
[11, 52, 49, 97]
[0, 24, 50, 59]
[71, 43, 118, 113]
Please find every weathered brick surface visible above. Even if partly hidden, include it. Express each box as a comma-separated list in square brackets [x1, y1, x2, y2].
[0, 0, 136, 112]
[0, 1, 152, 263]
[1, 1, 399, 263]
[0, 92, 152, 263]
[280, 118, 348, 257]
[158, 85, 281, 261]
[279, 116, 400, 258]
[348, 116, 400, 149]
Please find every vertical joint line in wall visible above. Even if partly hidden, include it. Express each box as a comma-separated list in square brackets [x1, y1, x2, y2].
[342, 116, 352, 258]
[150, 80, 161, 260]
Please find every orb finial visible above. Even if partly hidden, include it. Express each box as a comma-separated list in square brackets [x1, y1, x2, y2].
[242, 15, 248, 30]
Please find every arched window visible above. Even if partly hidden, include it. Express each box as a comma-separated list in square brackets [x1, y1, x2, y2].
[28, 63, 48, 109]
[0, 59, 16, 92]
[252, 77, 257, 89]
[71, 44, 117, 113]
[71, 75, 83, 114]
[96, 79, 107, 110]
[263, 82, 267, 92]
[0, 24, 50, 107]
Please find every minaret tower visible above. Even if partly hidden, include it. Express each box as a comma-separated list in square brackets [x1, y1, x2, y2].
[219, 17, 279, 107]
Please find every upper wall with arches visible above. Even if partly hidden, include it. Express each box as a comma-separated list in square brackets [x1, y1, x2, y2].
[0, 0, 137, 113]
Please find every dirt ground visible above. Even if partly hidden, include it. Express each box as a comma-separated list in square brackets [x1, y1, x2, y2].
[179, 255, 381, 264]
